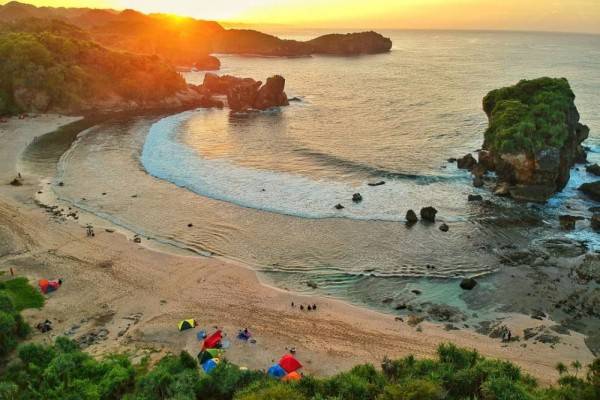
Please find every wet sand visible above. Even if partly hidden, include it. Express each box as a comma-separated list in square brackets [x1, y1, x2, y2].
[0, 115, 594, 384]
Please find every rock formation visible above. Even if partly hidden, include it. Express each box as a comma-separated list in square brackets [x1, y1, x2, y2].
[469, 78, 589, 202]
[202, 73, 289, 112]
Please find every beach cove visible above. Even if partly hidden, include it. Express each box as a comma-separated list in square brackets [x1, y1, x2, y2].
[0, 114, 595, 384]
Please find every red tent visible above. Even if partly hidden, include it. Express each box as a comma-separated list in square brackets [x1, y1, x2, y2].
[202, 330, 222, 350]
[279, 354, 302, 373]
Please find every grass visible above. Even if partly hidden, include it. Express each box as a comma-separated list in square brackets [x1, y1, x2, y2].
[0, 277, 44, 311]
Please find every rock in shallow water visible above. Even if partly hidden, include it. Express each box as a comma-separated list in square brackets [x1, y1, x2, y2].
[420, 207, 437, 222]
[460, 278, 478, 290]
[579, 181, 600, 201]
[405, 210, 418, 224]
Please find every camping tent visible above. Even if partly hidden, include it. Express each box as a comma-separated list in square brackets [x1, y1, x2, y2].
[282, 371, 302, 382]
[279, 354, 302, 373]
[202, 358, 220, 373]
[267, 364, 287, 379]
[178, 319, 196, 331]
[198, 348, 222, 365]
[202, 330, 223, 350]
[39, 279, 61, 294]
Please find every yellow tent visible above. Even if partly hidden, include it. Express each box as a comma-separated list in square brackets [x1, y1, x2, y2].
[178, 319, 196, 331]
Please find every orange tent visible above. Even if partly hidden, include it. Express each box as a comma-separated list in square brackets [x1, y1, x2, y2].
[282, 371, 302, 382]
[38, 279, 49, 294]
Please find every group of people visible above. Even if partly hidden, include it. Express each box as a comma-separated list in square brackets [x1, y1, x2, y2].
[291, 302, 317, 311]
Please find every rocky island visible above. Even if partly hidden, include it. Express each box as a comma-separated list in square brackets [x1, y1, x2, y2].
[459, 77, 589, 202]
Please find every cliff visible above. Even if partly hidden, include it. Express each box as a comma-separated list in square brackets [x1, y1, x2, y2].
[473, 78, 589, 202]
[0, 2, 393, 69]
[0, 19, 215, 116]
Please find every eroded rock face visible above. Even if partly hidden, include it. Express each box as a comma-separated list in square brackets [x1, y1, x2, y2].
[202, 73, 290, 112]
[253, 75, 289, 110]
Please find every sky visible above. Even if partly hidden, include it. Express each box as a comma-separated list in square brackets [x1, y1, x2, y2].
[7, 0, 600, 33]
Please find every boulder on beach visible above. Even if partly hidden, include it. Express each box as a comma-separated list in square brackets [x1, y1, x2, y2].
[334, 203, 345, 210]
[406, 209, 418, 224]
[478, 78, 589, 202]
[420, 207, 438, 222]
[352, 193, 363, 203]
[460, 278, 478, 290]
[579, 181, 600, 201]
[439, 223, 449, 232]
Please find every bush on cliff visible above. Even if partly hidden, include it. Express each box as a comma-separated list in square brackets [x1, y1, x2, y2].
[483, 77, 575, 154]
[0, 337, 599, 399]
[0, 19, 186, 115]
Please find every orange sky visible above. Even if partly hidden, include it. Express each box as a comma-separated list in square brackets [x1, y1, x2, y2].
[6, 0, 600, 33]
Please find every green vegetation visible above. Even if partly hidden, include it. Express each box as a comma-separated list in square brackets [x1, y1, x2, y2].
[0, 338, 598, 399]
[0, 19, 186, 116]
[483, 77, 576, 154]
[0, 277, 598, 399]
[0, 277, 44, 311]
[0, 280, 32, 358]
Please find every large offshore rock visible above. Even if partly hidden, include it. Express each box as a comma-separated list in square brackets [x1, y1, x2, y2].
[479, 78, 589, 202]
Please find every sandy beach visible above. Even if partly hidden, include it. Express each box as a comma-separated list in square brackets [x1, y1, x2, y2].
[0, 115, 595, 385]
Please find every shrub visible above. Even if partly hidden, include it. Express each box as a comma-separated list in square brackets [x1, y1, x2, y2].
[483, 77, 575, 154]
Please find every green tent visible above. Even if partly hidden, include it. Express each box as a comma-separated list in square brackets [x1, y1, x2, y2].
[198, 348, 221, 364]
[178, 319, 196, 331]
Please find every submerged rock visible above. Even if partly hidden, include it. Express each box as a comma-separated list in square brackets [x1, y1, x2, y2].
[439, 223, 449, 232]
[468, 194, 483, 202]
[334, 204, 345, 210]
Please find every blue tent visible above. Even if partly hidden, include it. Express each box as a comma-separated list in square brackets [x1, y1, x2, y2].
[202, 358, 219, 374]
[267, 364, 286, 379]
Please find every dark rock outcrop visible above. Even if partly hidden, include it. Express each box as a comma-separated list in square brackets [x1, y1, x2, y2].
[406, 210, 418, 224]
[194, 55, 221, 71]
[586, 164, 600, 176]
[591, 214, 600, 231]
[559, 215, 583, 231]
[460, 278, 478, 290]
[420, 207, 437, 222]
[202, 73, 289, 112]
[352, 193, 363, 203]
[457, 153, 477, 170]
[439, 223, 449, 232]
[307, 31, 392, 55]
[468, 194, 483, 202]
[253, 75, 289, 110]
[477, 78, 589, 202]
[579, 181, 600, 201]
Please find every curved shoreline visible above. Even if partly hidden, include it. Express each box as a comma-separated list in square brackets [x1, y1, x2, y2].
[0, 114, 595, 384]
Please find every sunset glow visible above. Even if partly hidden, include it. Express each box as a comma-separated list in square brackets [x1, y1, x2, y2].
[5, 0, 600, 33]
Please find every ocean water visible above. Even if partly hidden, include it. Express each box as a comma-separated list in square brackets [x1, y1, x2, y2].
[44, 30, 600, 322]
